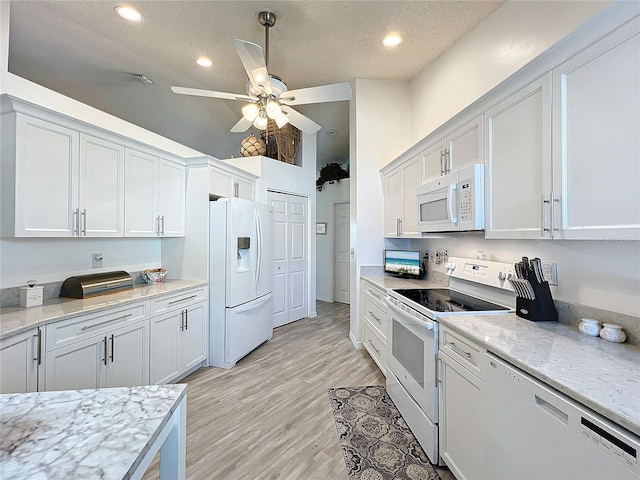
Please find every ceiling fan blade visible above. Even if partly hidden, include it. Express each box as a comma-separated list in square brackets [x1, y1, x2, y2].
[230, 117, 253, 133]
[171, 86, 253, 102]
[283, 83, 352, 106]
[281, 105, 321, 134]
[234, 39, 273, 95]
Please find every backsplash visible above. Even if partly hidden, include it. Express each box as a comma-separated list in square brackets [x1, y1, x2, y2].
[1, 271, 149, 308]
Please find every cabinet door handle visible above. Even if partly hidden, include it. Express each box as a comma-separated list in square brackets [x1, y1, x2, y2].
[445, 149, 451, 174]
[446, 341, 472, 358]
[367, 338, 380, 354]
[156, 216, 160, 236]
[32, 329, 42, 365]
[81, 209, 87, 236]
[369, 312, 382, 324]
[103, 336, 108, 366]
[169, 294, 197, 305]
[440, 151, 445, 176]
[398, 218, 403, 236]
[109, 334, 115, 363]
[550, 191, 560, 237]
[81, 313, 133, 330]
[185, 309, 188, 330]
[233, 181, 239, 197]
[368, 289, 381, 301]
[161, 215, 165, 236]
[180, 310, 185, 331]
[73, 208, 79, 236]
[541, 194, 550, 238]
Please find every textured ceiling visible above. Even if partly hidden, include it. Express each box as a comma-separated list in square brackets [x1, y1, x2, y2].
[7, 0, 504, 166]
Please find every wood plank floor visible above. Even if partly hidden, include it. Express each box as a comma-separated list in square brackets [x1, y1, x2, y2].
[143, 301, 454, 480]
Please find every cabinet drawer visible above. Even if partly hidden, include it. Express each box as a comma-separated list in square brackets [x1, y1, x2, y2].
[439, 327, 484, 375]
[363, 320, 387, 376]
[151, 287, 207, 315]
[364, 295, 387, 340]
[46, 302, 147, 352]
[362, 282, 386, 306]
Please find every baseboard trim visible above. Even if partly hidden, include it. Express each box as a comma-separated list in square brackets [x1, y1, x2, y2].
[350, 330, 363, 349]
[308, 310, 318, 318]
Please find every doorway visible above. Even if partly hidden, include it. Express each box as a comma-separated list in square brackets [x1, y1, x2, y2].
[267, 190, 308, 327]
[334, 202, 350, 304]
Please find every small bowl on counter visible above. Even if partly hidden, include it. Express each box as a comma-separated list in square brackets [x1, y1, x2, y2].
[578, 318, 601, 337]
[141, 269, 168, 284]
[600, 323, 626, 343]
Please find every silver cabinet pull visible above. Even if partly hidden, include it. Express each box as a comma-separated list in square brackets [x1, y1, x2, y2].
[33, 329, 42, 365]
[103, 336, 108, 366]
[368, 289, 381, 301]
[233, 181, 239, 198]
[73, 208, 80, 236]
[541, 194, 550, 238]
[367, 338, 380, 354]
[161, 215, 165, 236]
[444, 149, 451, 174]
[398, 218, 403, 236]
[185, 309, 188, 330]
[447, 341, 472, 358]
[440, 151, 445, 176]
[550, 191, 560, 237]
[156, 215, 161, 236]
[168, 294, 197, 305]
[81, 209, 87, 236]
[180, 310, 185, 331]
[109, 334, 115, 363]
[81, 313, 133, 330]
[369, 312, 382, 324]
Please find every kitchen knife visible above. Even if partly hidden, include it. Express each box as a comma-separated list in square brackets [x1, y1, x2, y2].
[532, 258, 544, 283]
[522, 257, 530, 273]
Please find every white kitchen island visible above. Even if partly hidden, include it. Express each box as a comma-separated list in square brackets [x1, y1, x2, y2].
[0, 384, 187, 479]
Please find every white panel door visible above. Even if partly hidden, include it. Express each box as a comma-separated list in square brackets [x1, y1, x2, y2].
[383, 167, 403, 237]
[0, 329, 39, 394]
[158, 160, 185, 237]
[125, 149, 158, 237]
[150, 312, 180, 385]
[14, 114, 79, 237]
[447, 116, 483, 173]
[401, 156, 422, 236]
[485, 74, 552, 239]
[552, 21, 640, 240]
[422, 137, 446, 182]
[334, 202, 350, 304]
[105, 320, 149, 388]
[268, 191, 308, 327]
[79, 134, 125, 237]
[288, 196, 308, 323]
[180, 303, 207, 372]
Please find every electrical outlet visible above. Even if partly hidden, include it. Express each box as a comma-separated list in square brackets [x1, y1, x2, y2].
[542, 262, 558, 285]
[92, 253, 103, 269]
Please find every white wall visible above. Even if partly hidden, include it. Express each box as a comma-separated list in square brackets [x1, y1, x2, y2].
[316, 179, 350, 302]
[349, 79, 411, 344]
[0, 238, 161, 287]
[409, 236, 640, 317]
[409, 0, 611, 143]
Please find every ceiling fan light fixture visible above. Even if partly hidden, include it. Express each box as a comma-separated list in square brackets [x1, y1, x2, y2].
[275, 112, 289, 129]
[265, 99, 282, 119]
[115, 5, 143, 23]
[242, 103, 260, 122]
[253, 111, 268, 130]
[252, 68, 268, 84]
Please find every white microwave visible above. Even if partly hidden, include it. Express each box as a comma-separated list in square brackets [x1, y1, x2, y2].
[416, 163, 484, 232]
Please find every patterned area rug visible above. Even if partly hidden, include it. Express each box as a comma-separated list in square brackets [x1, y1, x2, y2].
[328, 385, 441, 480]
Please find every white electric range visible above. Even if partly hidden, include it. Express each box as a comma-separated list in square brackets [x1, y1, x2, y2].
[385, 257, 517, 465]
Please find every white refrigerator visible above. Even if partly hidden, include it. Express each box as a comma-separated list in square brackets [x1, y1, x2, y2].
[209, 197, 273, 369]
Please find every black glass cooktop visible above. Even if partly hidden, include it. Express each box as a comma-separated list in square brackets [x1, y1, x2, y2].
[393, 288, 509, 313]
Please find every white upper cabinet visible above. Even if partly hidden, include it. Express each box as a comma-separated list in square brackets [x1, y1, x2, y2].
[125, 149, 185, 237]
[422, 116, 484, 182]
[7, 114, 79, 237]
[79, 134, 125, 237]
[209, 164, 256, 200]
[551, 19, 639, 240]
[383, 154, 423, 238]
[485, 74, 552, 239]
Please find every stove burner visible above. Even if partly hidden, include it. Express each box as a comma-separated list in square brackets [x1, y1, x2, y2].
[393, 288, 509, 313]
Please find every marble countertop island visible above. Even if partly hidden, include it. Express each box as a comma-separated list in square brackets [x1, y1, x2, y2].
[439, 314, 640, 437]
[0, 384, 187, 480]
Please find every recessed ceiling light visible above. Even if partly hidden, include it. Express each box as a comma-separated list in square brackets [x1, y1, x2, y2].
[196, 56, 213, 68]
[115, 5, 143, 23]
[382, 34, 402, 48]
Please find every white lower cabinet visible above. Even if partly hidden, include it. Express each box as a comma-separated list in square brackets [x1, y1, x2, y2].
[0, 328, 42, 393]
[360, 279, 388, 375]
[150, 297, 207, 385]
[44, 318, 149, 391]
[439, 326, 486, 480]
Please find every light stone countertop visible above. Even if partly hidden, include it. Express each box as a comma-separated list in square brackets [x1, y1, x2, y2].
[438, 314, 640, 437]
[0, 384, 187, 479]
[361, 272, 447, 290]
[0, 280, 208, 341]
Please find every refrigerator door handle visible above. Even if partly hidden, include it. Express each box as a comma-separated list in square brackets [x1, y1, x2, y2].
[232, 292, 272, 314]
[255, 211, 262, 292]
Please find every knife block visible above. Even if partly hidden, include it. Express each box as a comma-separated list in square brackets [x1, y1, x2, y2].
[515, 281, 558, 322]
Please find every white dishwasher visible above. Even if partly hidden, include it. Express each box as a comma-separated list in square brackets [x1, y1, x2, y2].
[484, 352, 639, 480]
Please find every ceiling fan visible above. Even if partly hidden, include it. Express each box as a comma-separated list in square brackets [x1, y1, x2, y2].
[171, 11, 352, 135]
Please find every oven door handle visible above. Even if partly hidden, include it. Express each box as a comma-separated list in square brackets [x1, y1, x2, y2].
[386, 299, 434, 331]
